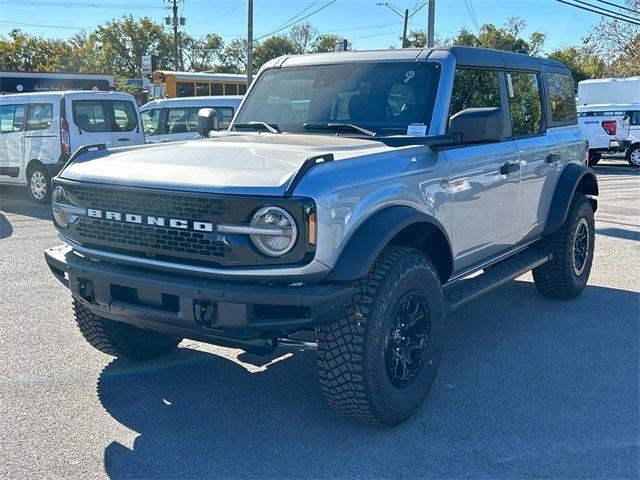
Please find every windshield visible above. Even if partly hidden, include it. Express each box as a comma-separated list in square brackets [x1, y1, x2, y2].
[234, 62, 440, 136]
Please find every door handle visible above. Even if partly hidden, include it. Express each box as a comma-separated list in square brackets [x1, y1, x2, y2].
[545, 153, 561, 163]
[117, 137, 130, 142]
[500, 161, 520, 175]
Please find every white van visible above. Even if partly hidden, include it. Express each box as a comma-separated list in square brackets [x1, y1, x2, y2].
[139, 96, 242, 143]
[577, 77, 640, 167]
[0, 91, 144, 202]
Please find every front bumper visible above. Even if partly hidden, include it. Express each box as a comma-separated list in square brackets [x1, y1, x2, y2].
[45, 245, 352, 353]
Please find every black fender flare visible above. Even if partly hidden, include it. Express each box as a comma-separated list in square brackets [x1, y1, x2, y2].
[542, 163, 598, 236]
[325, 206, 453, 282]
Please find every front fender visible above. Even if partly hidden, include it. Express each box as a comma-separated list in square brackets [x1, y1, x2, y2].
[325, 206, 453, 282]
[543, 163, 598, 236]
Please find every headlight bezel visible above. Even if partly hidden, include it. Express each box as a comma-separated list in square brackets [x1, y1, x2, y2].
[248, 205, 298, 257]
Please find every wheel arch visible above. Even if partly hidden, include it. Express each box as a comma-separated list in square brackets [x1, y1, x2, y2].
[325, 206, 453, 283]
[543, 163, 598, 236]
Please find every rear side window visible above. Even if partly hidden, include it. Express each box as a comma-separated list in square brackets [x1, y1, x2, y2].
[73, 100, 108, 132]
[166, 107, 191, 134]
[212, 83, 223, 95]
[177, 82, 194, 97]
[507, 72, 543, 137]
[225, 84, 239, 95]
[449, 68, 501, 119]
[141, 109, 161, 136]
[239, 84, 247, 95]
[110, 100, 138, 131]
[628, 111, 640, 126]
[195, 83, 210, 96]
[25, 103, 53, 131]
[546, 72, 577, 124]
[0, 104, 26, 133]
[215, 107, 234, 129]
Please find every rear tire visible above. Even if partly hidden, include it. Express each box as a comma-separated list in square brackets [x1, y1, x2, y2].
[317, 246, 445, 426]
[533, 195, 595, 299]
[73, 300, 181, 360]
[27, 164, 51, 204]
[587, 152, 601, 167]
[627, 145, 640, 169]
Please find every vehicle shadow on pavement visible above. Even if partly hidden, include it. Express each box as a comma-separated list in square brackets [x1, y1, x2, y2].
[96, 280, 640, 479]
[597, 227, 640, 241]
[0, 212, 12, 239]
[0, 186, 52, 221]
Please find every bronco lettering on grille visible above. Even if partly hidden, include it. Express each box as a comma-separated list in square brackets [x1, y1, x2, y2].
[85, 208, 214, 232]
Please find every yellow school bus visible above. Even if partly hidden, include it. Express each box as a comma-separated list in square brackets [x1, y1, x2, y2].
[149, 71, 247, 99]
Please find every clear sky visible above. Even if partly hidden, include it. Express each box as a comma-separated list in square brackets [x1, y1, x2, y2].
[0, 0, 604, 53]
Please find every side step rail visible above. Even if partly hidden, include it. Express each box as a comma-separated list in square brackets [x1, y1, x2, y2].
[443, 248, 552, 314]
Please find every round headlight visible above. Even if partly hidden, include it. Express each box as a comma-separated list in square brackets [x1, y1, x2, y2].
[249, 206, 297, 257]
[52, 185, 70, 228]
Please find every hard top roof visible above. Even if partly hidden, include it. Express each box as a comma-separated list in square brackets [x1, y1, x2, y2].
[140, 95, 244, 110]
[273, 46, 567, 72]
[0, 90, 133, 98]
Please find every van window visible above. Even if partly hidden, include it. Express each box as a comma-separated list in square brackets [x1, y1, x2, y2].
[177, 82, 194, 97]
[25, 103, 53, 131]
[110, 100, 138, 131]
[141, 109, 161, 136]
[0, 104, 26, 133]
[507, 72, 543, 137]
[546, 72, 577, 123]
[195, 83, 210, 96]
[166, 107, 190, 134]
[449, 68, 501, 119]
[73, 100, 108, 132]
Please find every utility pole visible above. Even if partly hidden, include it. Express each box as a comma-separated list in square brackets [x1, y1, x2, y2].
[376, 3, 419, 48]
[165, 0, 185, 70]
[402, 9, 409, 48]
[247, 0, 253, 85]
[427, 0, 435, 47]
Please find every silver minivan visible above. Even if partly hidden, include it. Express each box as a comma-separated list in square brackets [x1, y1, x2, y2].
[0, 91, 144, 202]
[139, 96, 242, 143]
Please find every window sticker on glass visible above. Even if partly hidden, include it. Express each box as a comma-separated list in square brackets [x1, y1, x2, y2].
[506, 73, 515, 98]
[404, 71, 415, 83]
[407, 123, 427, 136]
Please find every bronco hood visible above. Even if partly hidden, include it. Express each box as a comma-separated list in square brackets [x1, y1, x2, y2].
[59, 134, 395, 196]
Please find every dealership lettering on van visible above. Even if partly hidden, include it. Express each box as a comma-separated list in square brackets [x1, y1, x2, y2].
[85, 209, 214, 232]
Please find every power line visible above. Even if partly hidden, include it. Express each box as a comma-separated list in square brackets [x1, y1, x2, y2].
[268, 0, 321, 33]
[569, 0, 640, 21]
[1, 0, 163, 9]
[0, 19, 94, 30]
[592, 0, 639, 14]
[254, 0, 336, 41]
[191, 1, 245, 27]
[463, 0, 479, 30]
[553, 0, 640, 24]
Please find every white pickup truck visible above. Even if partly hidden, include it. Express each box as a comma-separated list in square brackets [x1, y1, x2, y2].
[577, 77, 640, 168]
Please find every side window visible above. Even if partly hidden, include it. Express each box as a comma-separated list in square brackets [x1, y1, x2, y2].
[449, 68, 501, 119]
[545, 72, 577, 124]
[110, 100, 138, 132]
[215, 107, 234, 129]
[628, 111, 640, 126]
[73, 100, 108, 132]
[195, 83, 210, 96]
[507, 71, 543, 137]
[211, 83, 223, 95]
[25, 103, 53, 131]
[177, 82, 194, 97]
[0, 104, 26, 133]
[187, 109, 200, 132]
[141, 109, 160, 136]
[238, 84, 247, 95]
[166, 107, 190, 134]
[225, 84, 239, 95]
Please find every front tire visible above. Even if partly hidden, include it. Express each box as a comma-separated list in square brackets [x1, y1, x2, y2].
[627, 145, 640, 169]
[317, 246, 445, 426]
[27, 164, 51, 203]
[73, 301, 181, 360]
[533, 195, 595, 299]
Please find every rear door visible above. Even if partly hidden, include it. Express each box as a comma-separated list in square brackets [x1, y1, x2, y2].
[446, 67, 521, 269]
[140, 108, 163, 143]
[155, 106, 198, 143]
[0, 100, 28, 182]
[70, 98, 113, 148]
[506, 70, 559, 241]
[108, 99, 143, 147]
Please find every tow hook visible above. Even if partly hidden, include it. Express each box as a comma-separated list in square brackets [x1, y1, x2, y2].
[194, 300, 217, 329]
[76, 278, 94, 303]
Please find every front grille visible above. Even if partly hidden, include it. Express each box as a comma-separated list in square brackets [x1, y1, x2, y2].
[61, 183, 312, 267]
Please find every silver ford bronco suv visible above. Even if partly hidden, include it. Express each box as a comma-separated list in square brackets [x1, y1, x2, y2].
[45, 47, 598, 426]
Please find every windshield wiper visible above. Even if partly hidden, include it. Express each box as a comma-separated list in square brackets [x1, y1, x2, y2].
[303, 123, 377, 137]
[233, 121, 281, 134]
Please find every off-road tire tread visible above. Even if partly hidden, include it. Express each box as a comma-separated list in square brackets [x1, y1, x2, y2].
[317, 246, 441, 426]
[533, 194, 594, 299]
[73, 300, 180, 360]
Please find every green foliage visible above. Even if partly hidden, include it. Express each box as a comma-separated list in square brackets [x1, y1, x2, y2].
[548, 46, 606, 82]
[253, 35, 298, 70]
[450, 18, 546, 55]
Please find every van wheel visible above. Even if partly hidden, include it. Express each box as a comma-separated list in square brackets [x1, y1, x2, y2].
[627, 145, 640, 168]
[27, 164, 51, 203]
[317, 246, 445, 426]
[533, 195, 595, 299]
[587, 152, 601, 167]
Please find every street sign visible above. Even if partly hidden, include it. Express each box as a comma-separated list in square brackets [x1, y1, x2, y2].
[334, 39, 348, 52]
[141, 55, 153, 76]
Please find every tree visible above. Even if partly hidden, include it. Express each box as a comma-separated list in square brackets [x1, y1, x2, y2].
[181, 33, 223, 71]
[253, 35, 298, 70]
[450, 18, 546, 55]
[215, 38, 248, 73]
[0, 29, 80, 71]
[289, 22, 318, 54]
[548, 46, 606, 82]
[311, 34, 349, 52]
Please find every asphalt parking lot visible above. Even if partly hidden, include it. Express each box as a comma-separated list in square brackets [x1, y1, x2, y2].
[1, 158, 638, 479]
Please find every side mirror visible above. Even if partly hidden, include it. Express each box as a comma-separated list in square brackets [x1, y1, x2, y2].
[448, 107, 507, 144]
[197, 108, 220, 138]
